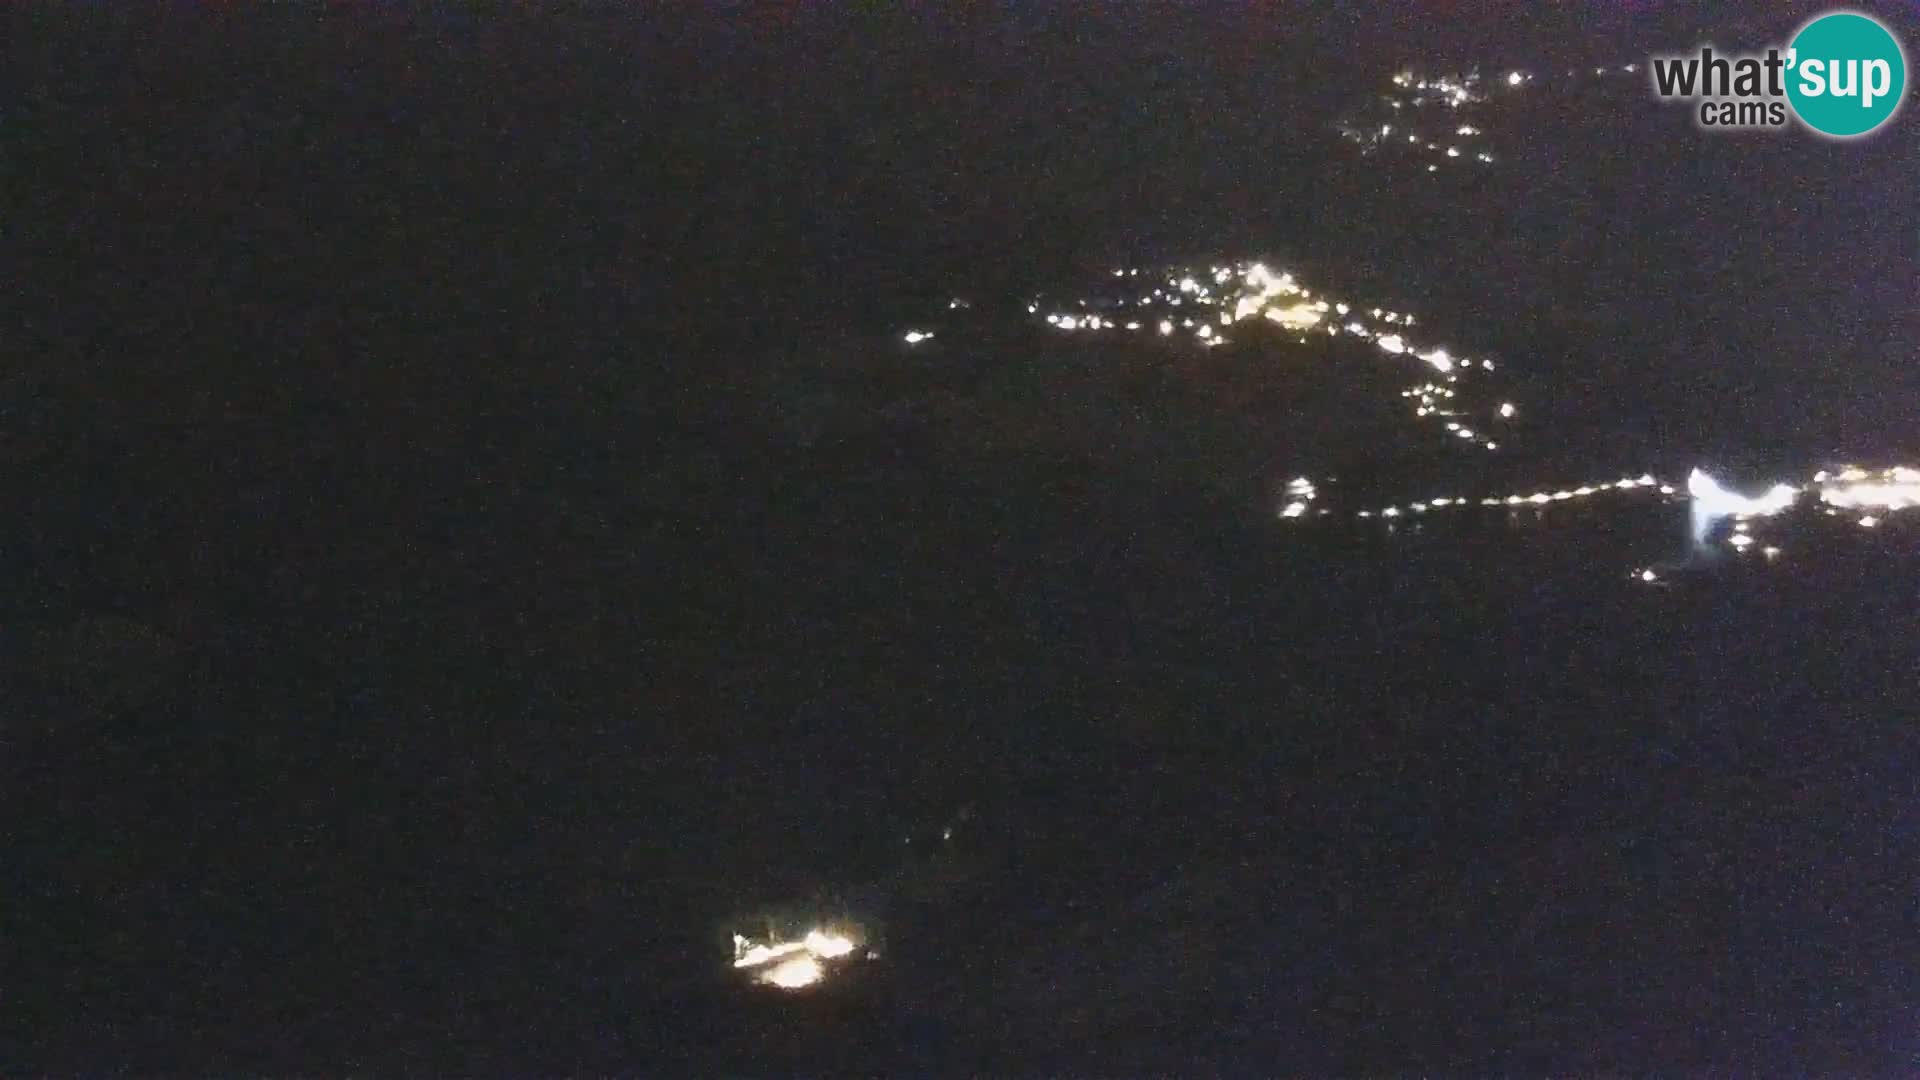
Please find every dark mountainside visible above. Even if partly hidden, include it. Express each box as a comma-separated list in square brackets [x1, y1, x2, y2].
[8, 4, 1919, 1073]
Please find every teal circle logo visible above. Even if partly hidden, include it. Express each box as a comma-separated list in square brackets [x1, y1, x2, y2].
[1786, 11, 1907, 137]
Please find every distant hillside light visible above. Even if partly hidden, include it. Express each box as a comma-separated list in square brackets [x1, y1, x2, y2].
[902, 330, 933, 345]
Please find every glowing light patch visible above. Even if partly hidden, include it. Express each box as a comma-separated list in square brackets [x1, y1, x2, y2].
[1264, 302, 1324, 331]
[1818, 468, 1920, 512]
[903, 330, 934, 345]
[1499, 402, 1516, 418]
[732, 928, 861, 991]
[1688, 469, 1799, 546]
[761, 955, 823, 989]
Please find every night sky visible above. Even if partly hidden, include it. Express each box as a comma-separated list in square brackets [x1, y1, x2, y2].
[9, 2, 1920, 1072]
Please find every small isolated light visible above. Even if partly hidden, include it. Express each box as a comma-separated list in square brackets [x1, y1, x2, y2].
[1729, 533, 1755, 550]
[1484, 441, 1498, 450]
[1763, 546, 1782, 560]
[1860, 516, 1880, 528]
[1158, 320, 1174, 336]
[903, 330, 934, 345]
[1508, 71, 1525, 86]
[1281, 501, 1308, 519]
[1499, 402, 1516, 418]
[1625, 64, 1638, 73]
[1446, 146, 1461, 158]
[1640, 569, 1658, 583]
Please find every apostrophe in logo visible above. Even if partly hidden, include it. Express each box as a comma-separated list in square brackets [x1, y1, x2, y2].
[1785, 11, 1907, 138]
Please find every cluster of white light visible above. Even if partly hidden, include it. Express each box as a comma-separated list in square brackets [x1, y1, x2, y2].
[1686, 468, 1801, 545]
[1815, 466, 1920, 516]
[902, 330, 934, 345]
[897, 259, 1912, 582]
[1280, 476, 1318, 519]
[1343, 63, 1642, 172]
[1019, 260, 1512, 452]
[732, 929, 860, 991]
[1340, 69, 1514, 167]
[1348, 473, 1670, 521]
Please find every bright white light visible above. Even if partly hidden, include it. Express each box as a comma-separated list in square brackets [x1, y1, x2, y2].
[1417, 347, 1454, 373]
[1264, 302, 1324, 331]
[1688, 469, 1799, 545]
[1457, 125, 1479, 136]
[733, 927, 860, 990]
[903, 330, 934, 345]
[1860, 516, 1880, 528]
[1281, 501, 1308, 519]
[761, 955, 823, 989]
[1158, 320, 1174, 336]
[804, 930, 856, 959]
[1508, 71, 1525, 86]
[1819, 469, 1920, 512]
[1446, 146, 1461, 158]
[1499, 402, 1516, 418]
[1640, 569, 1658, 583]
[1729, 533, 1755, 550]
[1377, 334, 1407, 355]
